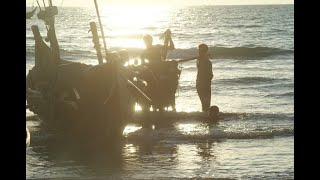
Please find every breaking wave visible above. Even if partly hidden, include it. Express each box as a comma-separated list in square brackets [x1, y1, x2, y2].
[127, 126, 294, 142]
[167, 46, 293, 60]
[123, 46, 293, 60]
[26, 43, 293, 61]
[216, 77, 289, 85]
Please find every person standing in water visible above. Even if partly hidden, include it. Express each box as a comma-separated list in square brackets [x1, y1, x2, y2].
[140, 29, 175, 64]
[178, 44, 213, 112]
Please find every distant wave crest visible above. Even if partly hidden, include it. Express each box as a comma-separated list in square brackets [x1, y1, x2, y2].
[211, 46, 293, 59]
[127, 125, 294, 142]
[166, 46, 293, 60]
[26, 45, 293, 62]
[216, 77, 288, 85]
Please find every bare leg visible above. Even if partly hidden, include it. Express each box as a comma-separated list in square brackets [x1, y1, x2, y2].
[196, 85, 211, 112]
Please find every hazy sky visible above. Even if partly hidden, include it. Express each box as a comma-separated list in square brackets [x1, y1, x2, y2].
[29, 0, 293, 7]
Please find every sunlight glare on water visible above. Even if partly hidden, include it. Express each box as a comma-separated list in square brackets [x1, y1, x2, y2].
[123, 124, 142, 136]
[100, 5, 173, 48]
[177, 123, 210, 135]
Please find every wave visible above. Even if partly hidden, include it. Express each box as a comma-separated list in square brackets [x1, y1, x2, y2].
[210, 46, 293, 59]
[58, 49, 97, 60]
[27, 111, 292, 124]
[256, 82, 294, 89]
[27, 111, 293, 147]
[216, 77, 289, 85]
[130, 111, 293, 123]
[271, 28, 288, 32]
[222, 24, 262, 28]
[28, 124, 293, 146]
[25, 43, 292, 61]
[264, 91, 294, 98]
[127, 126, 293, 142]
[281, 91, 294, 97]
[167, 46, 293, 60]
[106, 46, 293, 60]
[211, 128, 294, 139]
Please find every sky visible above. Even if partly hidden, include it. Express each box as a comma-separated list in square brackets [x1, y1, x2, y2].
[28, 0, 294, 7]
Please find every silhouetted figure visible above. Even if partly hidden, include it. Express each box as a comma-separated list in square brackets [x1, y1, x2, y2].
[208, 105, 219, 122]
[178, 44, 213, 112]
[196, 44, 213, 112]
[140, 29, 175, 64]
[118, 49, 129, 66]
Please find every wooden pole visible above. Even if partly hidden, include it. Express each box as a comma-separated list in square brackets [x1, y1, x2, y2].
[36, 0, 42, 11]
[42, 0, 46, 8]
[93, 0, 108, 62]
[90, 22, 103, 64]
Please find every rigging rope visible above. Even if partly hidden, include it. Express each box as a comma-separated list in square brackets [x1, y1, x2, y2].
[42, 0, 46, 8]
[36, 0, 42, 11]
[59, 0, 64, 7]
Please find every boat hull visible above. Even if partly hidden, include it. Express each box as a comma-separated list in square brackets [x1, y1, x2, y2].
[26, 25, 135, 146]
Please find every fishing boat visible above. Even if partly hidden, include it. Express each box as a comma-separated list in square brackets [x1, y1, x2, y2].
[26, 0, 191, 147]
[26, 1, 152, 147]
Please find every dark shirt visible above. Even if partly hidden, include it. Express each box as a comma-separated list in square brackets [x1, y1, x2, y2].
[196, 58, 213, 86]
[141, 44, 166, 63]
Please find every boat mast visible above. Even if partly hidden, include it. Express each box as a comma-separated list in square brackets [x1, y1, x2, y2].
[94, 0, 108, 63]
[89, 22, 104, 64]
[48, 0, 52, 6]
[42, 0, 47, 7]
[36, 0, 42, 11]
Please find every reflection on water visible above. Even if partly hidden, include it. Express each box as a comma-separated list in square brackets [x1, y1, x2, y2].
[27, 117, 219, 178]
[27, 117, 293, 179]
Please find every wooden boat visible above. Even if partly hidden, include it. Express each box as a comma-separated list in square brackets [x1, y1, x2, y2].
[26, 7, 37, 19]
[26, 4, 150, 146]
[26, 1, 185, 148]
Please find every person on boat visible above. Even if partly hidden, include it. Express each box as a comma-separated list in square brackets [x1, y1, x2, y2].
[140, 29, 175, 64]
[118, 49, 129, 66]
[178, 44, 213, 112]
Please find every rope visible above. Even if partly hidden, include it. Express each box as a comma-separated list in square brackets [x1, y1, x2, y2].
[103, 71, 117, 105]
[59, 0, 64, 7]
[176, 62, 184, 97]
[36, 0, 42, 11]
[42, 0, 46, 8]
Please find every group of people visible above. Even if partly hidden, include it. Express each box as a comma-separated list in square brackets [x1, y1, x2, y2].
[140, 29, 213, 113]
[113, 29, 214, 113]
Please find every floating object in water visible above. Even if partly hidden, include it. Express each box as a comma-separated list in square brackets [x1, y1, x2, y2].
[208, 105, 220, 123]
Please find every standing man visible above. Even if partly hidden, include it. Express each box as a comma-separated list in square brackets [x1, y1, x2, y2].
[140, 29, 175, 64]
[178, 44, 213, 112]
[196, 44, 213, 112]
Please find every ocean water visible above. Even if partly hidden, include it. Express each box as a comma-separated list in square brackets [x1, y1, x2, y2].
[26, 4, 294, 179]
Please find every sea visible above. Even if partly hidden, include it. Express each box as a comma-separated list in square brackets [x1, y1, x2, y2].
[26, 4, 294, 179]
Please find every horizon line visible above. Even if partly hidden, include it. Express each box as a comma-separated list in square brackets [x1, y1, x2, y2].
[27, 3, 294, 8]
